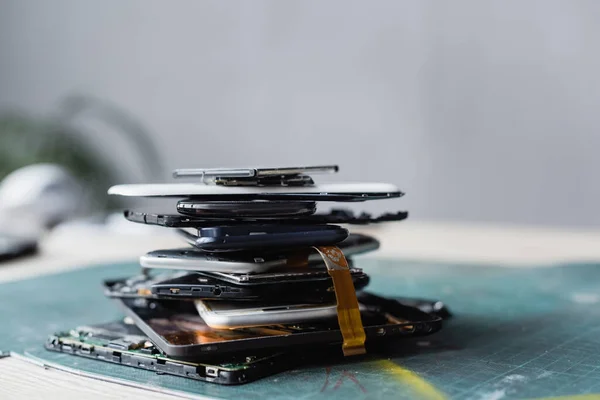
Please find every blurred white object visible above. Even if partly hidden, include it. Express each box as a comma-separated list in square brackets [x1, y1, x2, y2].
[0, 164, 84, 232]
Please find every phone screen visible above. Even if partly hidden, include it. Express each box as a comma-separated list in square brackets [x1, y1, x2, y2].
[130, 302, 293, 346]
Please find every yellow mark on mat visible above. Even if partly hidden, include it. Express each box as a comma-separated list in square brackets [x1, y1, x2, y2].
[376, 360, 447, 400]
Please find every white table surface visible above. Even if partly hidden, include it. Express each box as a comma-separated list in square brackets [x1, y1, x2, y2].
[2, 220, 599, 399]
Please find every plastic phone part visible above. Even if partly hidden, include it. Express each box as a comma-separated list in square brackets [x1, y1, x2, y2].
[313, 246, 366, 356]
[172, 165, 339, 179]
[212, 175, 315, 187]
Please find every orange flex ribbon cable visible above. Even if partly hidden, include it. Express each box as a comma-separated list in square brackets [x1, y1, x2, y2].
[313, 246, 367, 356]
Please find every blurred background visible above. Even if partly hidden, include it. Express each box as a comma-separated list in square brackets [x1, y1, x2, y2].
[1, 0, 599, 228]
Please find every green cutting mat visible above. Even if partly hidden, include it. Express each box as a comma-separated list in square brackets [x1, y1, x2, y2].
[2, 258, 600, 399]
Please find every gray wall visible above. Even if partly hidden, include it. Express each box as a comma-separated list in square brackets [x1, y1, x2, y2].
[1, 0, 599, 227]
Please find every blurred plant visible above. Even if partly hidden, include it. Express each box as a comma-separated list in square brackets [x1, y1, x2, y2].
[0, 95, 163, 211]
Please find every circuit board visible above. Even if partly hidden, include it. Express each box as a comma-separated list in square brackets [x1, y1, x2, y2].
[45, 322, 290, 385]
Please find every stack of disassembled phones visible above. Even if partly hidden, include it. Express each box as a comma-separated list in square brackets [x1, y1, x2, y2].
[45, 166, 448, 385]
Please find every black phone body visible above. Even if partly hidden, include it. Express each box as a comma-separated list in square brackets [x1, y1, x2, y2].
[104, 269, 369, 303]
[176, 200, 317, 219]
[140, 234, 378, 274]
[115, 294, 442, 360]
[124, 209, 407, 228]
[194, 224, 349, 252]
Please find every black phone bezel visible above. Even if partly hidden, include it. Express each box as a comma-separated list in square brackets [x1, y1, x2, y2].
[115, 295, 442, 360]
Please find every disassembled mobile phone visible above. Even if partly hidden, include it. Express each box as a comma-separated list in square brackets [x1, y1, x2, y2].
[196, 300, 338, 329]
[140, 233, 376, 274]
[108, 182, 403, 201]
[172, 165, 339, 179]
[124, 208, 407, 227]
[173, 165, 339, 187]
[141, 247, 289, 274]
[153, 270, 368, 302]
[104, 269, 369, 303]
[211, 174, 315, 187]
[192, 224, 349, 252]
[44, 320, 292, 385]
[176, 200, 317, 218]
[115, 294, 442, 359]
[194, 294, 442, 330]
[201, 264, 363, 285]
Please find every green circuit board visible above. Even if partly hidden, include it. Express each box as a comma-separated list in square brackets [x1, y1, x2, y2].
[45, 322, 289, 385]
